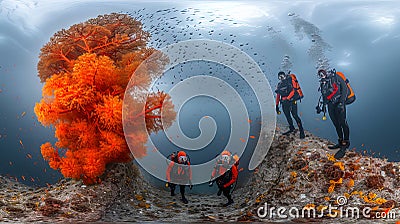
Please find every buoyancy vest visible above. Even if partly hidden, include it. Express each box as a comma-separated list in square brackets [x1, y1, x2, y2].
[288, 74, 304, 101]
[320, 71, 355, 105]
[170, 161, 190, 182]
[336, 72, 356, 105]
[214, 158, 237, 186]
[275, 74, 304, 101]
[275, 76, 292, 97]
[168, 152, 191, 182]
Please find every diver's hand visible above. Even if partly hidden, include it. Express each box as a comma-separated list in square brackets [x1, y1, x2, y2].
[209, 181, 213, 187]
[316, 105, 321, 114]
[189, 180, 193, 190]
[276, 105, 281, 115]
[338, 102, 345, 111]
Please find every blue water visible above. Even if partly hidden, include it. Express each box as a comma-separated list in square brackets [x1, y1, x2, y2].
[146, 61, 261, 191]
[0, 1, 399, 188]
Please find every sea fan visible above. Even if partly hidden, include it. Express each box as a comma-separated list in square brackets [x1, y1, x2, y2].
[35, 13, 175, 184]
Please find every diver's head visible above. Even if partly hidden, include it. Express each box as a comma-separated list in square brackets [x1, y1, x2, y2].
[317, 69, 327, 79]
[278, 71, 286, 80]
[220, 150, 232, 164]
[177, 151, 188, 163]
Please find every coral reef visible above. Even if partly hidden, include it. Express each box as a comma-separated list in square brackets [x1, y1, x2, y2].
[366, 175, 385, 190]
[0, 131, 399, 223]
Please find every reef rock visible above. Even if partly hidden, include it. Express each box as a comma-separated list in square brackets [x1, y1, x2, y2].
[0, 131, 399, 223]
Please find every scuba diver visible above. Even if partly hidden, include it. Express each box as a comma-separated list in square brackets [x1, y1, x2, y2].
[316, 69, 355, 159]
[166, 151, 193, 204]
[275, 71, 305, 139]
[209, 151, 239, 207]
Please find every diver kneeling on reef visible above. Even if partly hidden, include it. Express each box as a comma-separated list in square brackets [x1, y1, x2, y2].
[275, 71, 305, 139]
[209, 151, 239, 207]
[316, 68, 355, 159]
[166, 151, 193, 204]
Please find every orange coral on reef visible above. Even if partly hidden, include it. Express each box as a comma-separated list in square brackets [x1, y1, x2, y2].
[34, 13, 175, 184]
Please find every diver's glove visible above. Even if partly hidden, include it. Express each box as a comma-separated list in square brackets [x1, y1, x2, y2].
[165, 182, 169, 188]
[316, 105, 322, 114]
[208, 181, 213, 187]
[276, 105, 281, 115]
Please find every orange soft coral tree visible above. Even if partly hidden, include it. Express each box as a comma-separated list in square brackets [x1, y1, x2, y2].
[35, 13, 175, 184]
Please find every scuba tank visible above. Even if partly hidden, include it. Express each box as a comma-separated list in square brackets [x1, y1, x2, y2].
[167, 152, 177, 163]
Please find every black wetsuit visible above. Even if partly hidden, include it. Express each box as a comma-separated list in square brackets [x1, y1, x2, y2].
[321, 74, 350, 143]
[213, 162, 238, 206]
[276, 76, 304, 133]
[169, 183, 186, 198]
[328, 102, 349, 141]
[221, 185, 233, 202]
[282, 100, 302, 131]
[167, 160, 191, 203]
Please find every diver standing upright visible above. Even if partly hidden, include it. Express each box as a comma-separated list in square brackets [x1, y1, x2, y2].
[166, 151, 193, 204]
[316, 69, 355, 159]
[209, 151, 239, 207]
[275, 71, 305, 139]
